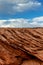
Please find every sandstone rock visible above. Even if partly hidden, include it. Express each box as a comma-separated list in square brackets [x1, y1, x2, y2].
[0, 28, 43, 65]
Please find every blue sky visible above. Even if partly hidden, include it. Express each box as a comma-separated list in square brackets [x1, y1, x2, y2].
[0, 0, 43, 27]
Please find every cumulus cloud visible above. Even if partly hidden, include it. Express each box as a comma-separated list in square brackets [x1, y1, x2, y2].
[0, 18, 30, 27]
[32, 16, 43, 22]
[0, 0, 41, 14]
[29, 16, 43, 27]
[0, 16, 43, 28]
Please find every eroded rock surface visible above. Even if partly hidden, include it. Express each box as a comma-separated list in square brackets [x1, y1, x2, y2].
[0, 28, 43, 65]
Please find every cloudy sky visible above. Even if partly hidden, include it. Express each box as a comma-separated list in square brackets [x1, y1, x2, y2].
[0, 0, 43, 27]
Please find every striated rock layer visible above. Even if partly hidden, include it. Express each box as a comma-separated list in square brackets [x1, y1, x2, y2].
[0, 28, 43, 65]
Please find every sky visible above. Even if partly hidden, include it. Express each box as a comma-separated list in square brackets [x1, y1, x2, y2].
[0, 0, 43, 27]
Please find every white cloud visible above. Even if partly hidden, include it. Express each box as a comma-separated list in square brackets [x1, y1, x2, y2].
[0, 18, 30, 27]
[32, 16, 43, 22]
[12, 1, 41, 12]
[30, 16, 43, 27]
[0, 16, 43, 28]
[0, 0, 41, 14]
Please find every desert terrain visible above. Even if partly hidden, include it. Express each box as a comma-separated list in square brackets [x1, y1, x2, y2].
[0, 28, 43, 65]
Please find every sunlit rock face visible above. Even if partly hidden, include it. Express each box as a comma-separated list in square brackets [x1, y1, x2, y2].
[0, 28, 43, 65]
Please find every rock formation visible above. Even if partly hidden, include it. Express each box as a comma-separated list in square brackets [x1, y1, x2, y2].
[0, 28, 43, 65]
